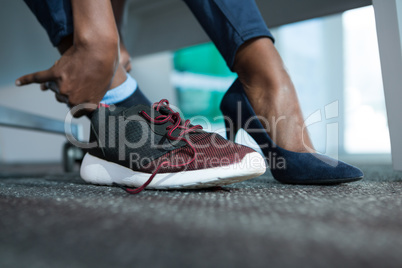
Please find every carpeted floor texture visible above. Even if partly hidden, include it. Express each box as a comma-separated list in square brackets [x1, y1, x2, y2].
[0, 163, 401, 268]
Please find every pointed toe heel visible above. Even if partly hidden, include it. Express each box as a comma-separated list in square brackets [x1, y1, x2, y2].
[220, 79, 363, 184]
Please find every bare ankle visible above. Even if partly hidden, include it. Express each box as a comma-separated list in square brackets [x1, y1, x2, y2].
[234, 39, 293, 94]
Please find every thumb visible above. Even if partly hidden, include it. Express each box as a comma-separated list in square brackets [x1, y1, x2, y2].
[16, 69, 55, 86]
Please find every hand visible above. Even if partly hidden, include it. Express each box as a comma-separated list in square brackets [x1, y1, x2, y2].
[16, 40, 119, 117]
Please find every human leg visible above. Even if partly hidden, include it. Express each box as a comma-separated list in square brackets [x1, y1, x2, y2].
[232, 38, 314, 152]
[183, 0, 311, 152]
[184, 0, 363, 184]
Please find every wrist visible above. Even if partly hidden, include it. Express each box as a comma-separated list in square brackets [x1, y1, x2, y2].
[75, 29, 119, 48]
[74, 35, 120, 81]
[75, 31, 119, 65]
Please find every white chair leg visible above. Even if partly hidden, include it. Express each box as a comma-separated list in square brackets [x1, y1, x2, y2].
[373, 0, 402, 170]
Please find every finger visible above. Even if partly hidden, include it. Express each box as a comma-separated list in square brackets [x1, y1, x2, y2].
[41, 81, 60, 93]
[16, 69, 54, 86]
[71, 105, 96, 118]
[55, 93, 69, 104]
[69, 102, 97, 118]
[46, 81, 60, 94]
[72, 108, 91, 118]
[40, 83, 48, 91]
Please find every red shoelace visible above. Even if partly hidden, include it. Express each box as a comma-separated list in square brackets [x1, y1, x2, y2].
[119, 99, 202, 194]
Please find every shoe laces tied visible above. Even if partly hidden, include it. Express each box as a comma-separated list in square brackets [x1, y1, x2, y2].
[119, 99, 202, 194]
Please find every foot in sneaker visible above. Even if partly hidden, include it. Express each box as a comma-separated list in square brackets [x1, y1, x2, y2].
[80, 99, 266, 193]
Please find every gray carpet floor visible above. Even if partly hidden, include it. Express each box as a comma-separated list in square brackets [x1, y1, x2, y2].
[0, 163, 401, 268]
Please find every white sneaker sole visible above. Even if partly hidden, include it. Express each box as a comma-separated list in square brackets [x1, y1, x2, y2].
[80, 152, 266, 190]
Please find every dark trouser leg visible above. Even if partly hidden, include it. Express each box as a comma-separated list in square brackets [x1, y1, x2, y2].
[185, 0, 317, 153]
[23, 0, 73, 47]
[183, 0, 274, 70]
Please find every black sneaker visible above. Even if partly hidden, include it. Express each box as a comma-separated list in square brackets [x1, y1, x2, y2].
[80, 100, 266, 193]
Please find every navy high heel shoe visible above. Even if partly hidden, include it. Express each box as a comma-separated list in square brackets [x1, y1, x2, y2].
[220, 79, 363, 184]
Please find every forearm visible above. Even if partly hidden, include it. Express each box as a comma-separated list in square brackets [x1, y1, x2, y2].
[71, 0, 119, 47]
[70, 0, 122, 89]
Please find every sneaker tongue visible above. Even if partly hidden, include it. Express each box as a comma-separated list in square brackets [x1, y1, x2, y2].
[122, 104, 177, 135]
[122, 102, 204, 138]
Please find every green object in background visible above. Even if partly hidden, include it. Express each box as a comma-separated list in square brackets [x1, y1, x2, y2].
[173, 43, 237, 122]
[176, 87, 227, 119]
[174, 43, 235, 77]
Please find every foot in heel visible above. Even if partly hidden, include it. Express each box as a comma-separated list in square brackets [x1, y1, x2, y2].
[220, 79, 363, 185]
